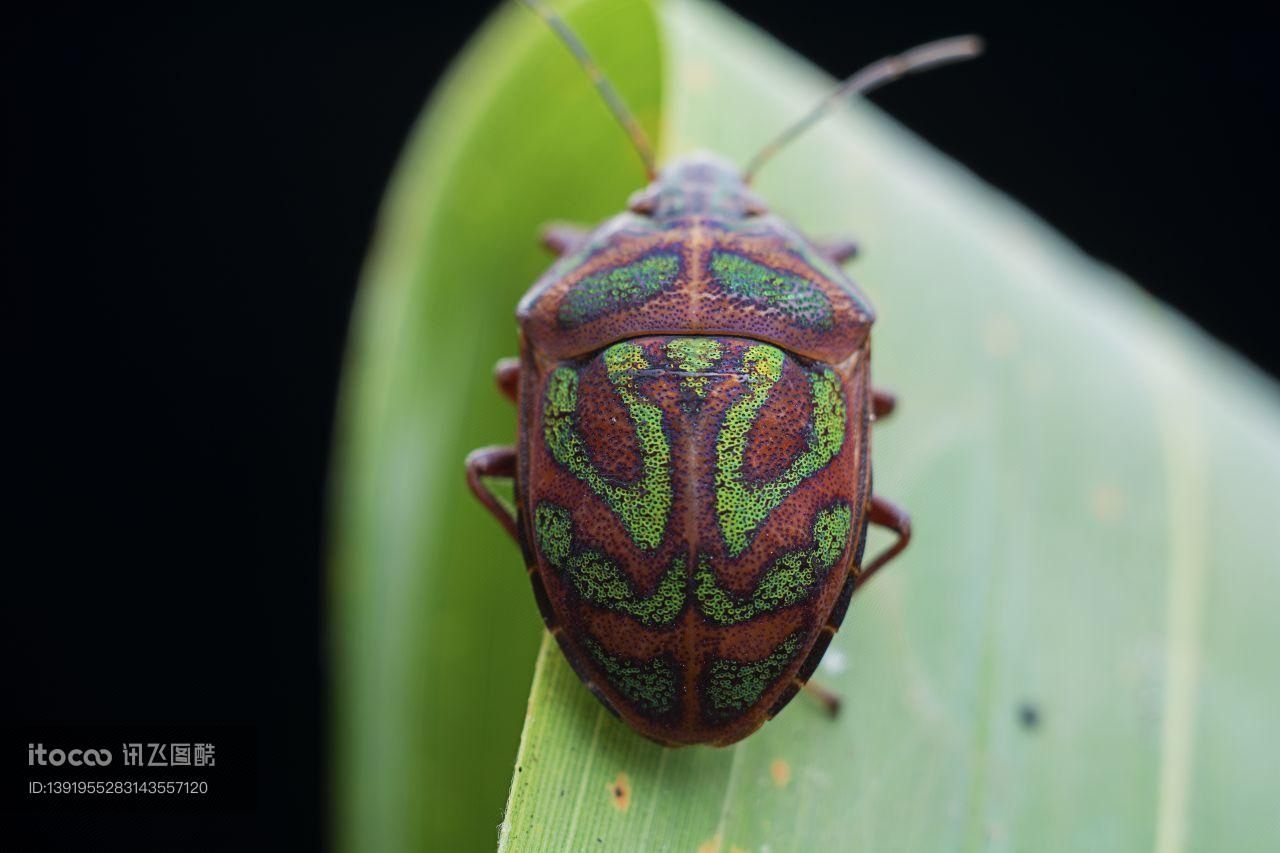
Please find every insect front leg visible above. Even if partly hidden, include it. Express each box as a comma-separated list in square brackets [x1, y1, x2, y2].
[494, 357, 520, 403]
[540, 223, 590, 256]
[465, 446, 521, 544]
[856, 494, 911, 590]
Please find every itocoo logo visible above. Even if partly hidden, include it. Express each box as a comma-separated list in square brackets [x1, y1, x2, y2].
[28, 743, 113, 766]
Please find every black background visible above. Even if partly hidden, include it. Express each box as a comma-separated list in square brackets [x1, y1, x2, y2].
[5, 1, 1278, 849]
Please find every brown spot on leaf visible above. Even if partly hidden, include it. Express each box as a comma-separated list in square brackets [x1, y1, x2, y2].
[697, 835, 721, 853]
[606, 772, 631, 812]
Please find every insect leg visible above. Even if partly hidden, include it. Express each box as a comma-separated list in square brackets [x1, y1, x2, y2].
[465, 445, 521, 544]
[815, 238, 859, 264]
[800, 680, 841, 717]
[494, 357, 520, 403]
[872, 387, 897, 421]
[540, 223, 590, 256]
[856, 494, 911, 589]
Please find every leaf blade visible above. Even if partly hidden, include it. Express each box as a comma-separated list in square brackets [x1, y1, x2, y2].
[499, 1, 1280, 851]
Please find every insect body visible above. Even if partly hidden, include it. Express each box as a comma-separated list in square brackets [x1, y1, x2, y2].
[467, 1, 978, 747]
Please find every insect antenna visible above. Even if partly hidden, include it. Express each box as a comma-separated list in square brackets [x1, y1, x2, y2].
[518, 0, 657, 178]
[742, 35, 984, 182]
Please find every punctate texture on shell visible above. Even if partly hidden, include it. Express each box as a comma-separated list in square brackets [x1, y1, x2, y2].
[518, 333, 870, 745]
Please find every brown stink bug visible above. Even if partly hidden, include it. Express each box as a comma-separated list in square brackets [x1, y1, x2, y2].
[467, 0, 981, 747]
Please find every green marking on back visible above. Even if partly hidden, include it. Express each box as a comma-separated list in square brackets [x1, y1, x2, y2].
[695, 502, 851, 625]
[709, 251, 833, 329]
[543, 343, 672, 550]
[558, 252, 680, 327]
[534, 503, 686, 627]
[665, 337, 722, 398]
[584, 637, 679, 716]
[715, 345, 846, 557]
[706, 632, 803, 717]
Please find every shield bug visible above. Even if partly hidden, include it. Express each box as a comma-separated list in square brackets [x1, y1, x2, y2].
[467, 0, 981, 747]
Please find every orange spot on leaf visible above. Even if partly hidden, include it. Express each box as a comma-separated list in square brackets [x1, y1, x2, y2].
[606, 771, 631, 812]
[770, 758, 791, 788]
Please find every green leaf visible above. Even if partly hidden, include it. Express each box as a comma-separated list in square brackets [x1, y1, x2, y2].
[334, 0, 1280, 850]
[328, 2, 662, 851]
[499, 2, 1280, 852]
